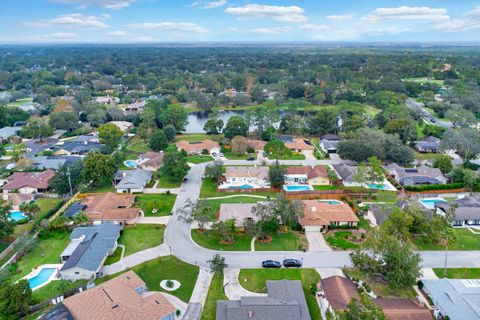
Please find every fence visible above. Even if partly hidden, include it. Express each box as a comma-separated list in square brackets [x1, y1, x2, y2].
[216, 187, 281, 193]
[406, 188, 466, 196]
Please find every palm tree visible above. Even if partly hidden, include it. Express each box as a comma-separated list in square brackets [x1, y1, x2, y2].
[19, 201, 40, 219]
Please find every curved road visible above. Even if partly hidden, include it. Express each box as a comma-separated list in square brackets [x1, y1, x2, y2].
[164, 161, 480, 269]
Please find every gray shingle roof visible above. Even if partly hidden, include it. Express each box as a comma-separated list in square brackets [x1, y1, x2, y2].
[435, 195, 480, 221]
[115, 169, 152, 190]
[64, 202, 86, 219]
[33, 156, 80, 170]
[0, 126, 19, 140]
[59, 141, 103, 154]
[332, 163, 357, 182]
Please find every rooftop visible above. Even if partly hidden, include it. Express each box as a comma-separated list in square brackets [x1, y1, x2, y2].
[176, 139, 219, 152]
[285, 166, 328, 180]
[82, 192, 139, 222]
[300, 200, 359, 227]
[224, 166, 269, 179]
[319, 276, 359, 311]
[218, 203, 258, 227]
[3, 170, 56, 190]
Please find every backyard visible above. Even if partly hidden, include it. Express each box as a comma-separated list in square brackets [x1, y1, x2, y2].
[200, 178, 279, 198]
[32, 279, 87, 303]
[135, 193, 177, 216]
[154, 170, 183, 188]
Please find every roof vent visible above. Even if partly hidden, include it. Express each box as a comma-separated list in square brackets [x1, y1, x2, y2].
[311, 207, 316, 212]
[248, 310, 254, 318]
[155, 300, 160, 304]
[112, 304, 119, 309]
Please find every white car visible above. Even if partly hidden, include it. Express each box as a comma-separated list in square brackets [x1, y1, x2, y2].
[6, 163, 16, 170]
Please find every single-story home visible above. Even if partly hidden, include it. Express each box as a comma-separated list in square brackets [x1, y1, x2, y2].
[415, 136, 441, 153]
[384, 163, 447, 186]
[435, 195, 480, 227]
[108, 121, 134, 132]
[124, 100, 147, 114]
[299, 200, 359, 231]
[318, 276, 359, 312]
[0, 126, 20, 141]
[138, 151, 164, 171]
[70, 133, 99, 143]
[82, 192, 140, 225]
[331, 163, 357, 185]
[278, 135, 315, 154]
[218, 203, 258, 227]
[32, 156, 80, 170]
[53, 141, 104, 156]
[64, 202, 87, 219]
[216, 280, 311, 320]
[114, 169, 152, 193]
[60, 223, 122, 281]
[2, 193, 34, 210]
[49, 271, 176, 320]
[2, 170, 56, 194]
[247, 139, 267, 152]
[320, 139, 339, 154]
[284, 166, 330, 186]
[94, 96, 119, 105]
[176, 139, 220, 155]
[422, 278, 480, 320]
[220, 166, 270, 189]
[372, 298, 432, 320]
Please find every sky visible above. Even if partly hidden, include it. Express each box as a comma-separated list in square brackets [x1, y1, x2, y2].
[1, 0, 480, 43]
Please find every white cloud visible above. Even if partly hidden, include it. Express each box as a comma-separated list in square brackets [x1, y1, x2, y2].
[26, 13, 110, 29]
[367, 6, 449, 21]
[225, 4, 307, 22]
[299, 24, 329, 31]
[249, 26, 293, 35]
[325, 14, 354, 21]
[128, 22, 208, 33]
[107, 30, 131, 37]
[52, 0, 134, 10]
[433, 5, 480, 32]
[32, 32, 80, 41]
[227, 27, 239, 32]
[190, 0, 226, 9]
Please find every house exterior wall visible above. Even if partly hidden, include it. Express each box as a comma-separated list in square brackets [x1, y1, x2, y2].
[116, 187, 144, 193]
[61, 267, 96, 281]
[160, 312, 176, 320]
[18, 186, 38, 194]
[308, 177, 330, 186]
[140, 164, 160, 171]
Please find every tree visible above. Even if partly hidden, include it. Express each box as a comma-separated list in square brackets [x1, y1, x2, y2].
[441, 128, 480, 165]
[19, 201, 40, 219]
[98, 123, 123, 154]
[384, 117, 417, 144]
[433, 155, 453, 174]
[204, 161, 224, 181]
[279, 114, 304, 134]
[20, 118, 54, 141]
[211, 220, 236, 243]
[343, 295, 386, 320]
[223, 116, 248, 139]
[207, 254, 227, 274]
[264, 139, 287, 160]
[250, 103, 280, 136]
[268, 162, 285, 188]
[86, 109, 107, 127]
[0, 280, 33, 320]
[178, 199, 214, 231]
[49, 111, 79, 132]
[49, 159, 83, 195]
[231, 135, 248, 155]
[159, 104, 188, 131]
[50, 215, 70, 231]
[252, 201, 280, 239]
[161, 149, 189, 182]
[82, 151, 118, 187]
[307, 109, 338, 135]
[445, 106, 477, 128]
[138, 107, 157, 140]
[149, 130, 168, 151]
[163, 124, 176, 142]
[271, 194, 302, 229]
[73, 212, 89, 225]
[203, 110, 224, 134]
[0, 200, 14, 239]
[11, 143, 28, 162]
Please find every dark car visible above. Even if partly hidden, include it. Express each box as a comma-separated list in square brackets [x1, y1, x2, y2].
[183, 177, 188, 182]
[262, 260, 281, 268]
[283, 259, 302, 268]
[246, 157, 255, 161]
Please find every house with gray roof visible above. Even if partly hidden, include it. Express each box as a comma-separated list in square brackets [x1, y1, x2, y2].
[60, 223, 122, 281]
[435, 195, 480, 227]
[32, 156, 80, 170]
[320, 139, 339, 153]
[114, 169, 152, 193]
[422, 278, 480, 320]
[384, 163, 447, 186]
[216, 280, 311, 320]
[415, 136, 441, 153]
[332, 163, 357, 184]
[53, 141, 103, 156]
[64, 202, 87, 219]
[0, 126, 20, 141]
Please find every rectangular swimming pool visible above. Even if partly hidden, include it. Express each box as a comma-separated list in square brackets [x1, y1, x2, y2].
[419, 198, 447, 209]
[283, 185, 314, 192]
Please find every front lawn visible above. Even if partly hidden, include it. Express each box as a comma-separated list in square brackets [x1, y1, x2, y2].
[223, 150, 256, 160]
[104, 246, 122, 265]
[191, 230, 252, 251]
[202, 273, 227, 320]
[255, 231, 307, 251]
[135, 193, 177, 216]
[433, 268, 480, 279]
[414, 228, 480, 250]
[276, 153, 306, 160]
[326, 231, 361, 250]
[119, 224, 165, 256]
[187, 155, 214, 164]
[238, 269, 321, 320]
[154, 171, 183, 188]
[97, 256, 199, 302]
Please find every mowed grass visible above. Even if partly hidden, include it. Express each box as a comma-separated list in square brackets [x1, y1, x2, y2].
[97, 256, 199, 302]
[36, 198, 64, 221]
[33, 280, 87, 303]
[120, 224, 165, 256]
[154, 171, 184, 188]
[135, 193, 177, 216]
[433, 268, 480, 279]
[255, 231, 307, 251]
[187, 155, 214, 164]
[326, 231, 360, 250]
[414, 228, 480, 250]
[104, 246, 123, 265]
[175, 133, 215, 142]
[238, 269, 321, 320]
[191, 230, 252, 251]
[202, 273, 227, 320]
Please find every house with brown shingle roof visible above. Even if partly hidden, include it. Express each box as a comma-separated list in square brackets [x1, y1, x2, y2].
[318, 276, 359, 312]
[285, 166, 329, 186]
[247, 139, 267, 152]
[138, 151, 164, 171]
[82, 192, 140, 225]
[176, 139, 220, 155]
[220, 166, 270, 189]
[300, 200, 358, 231]
[372, 298, 432, 320]
[2, 170, 56, 194]
[57, 271, 176, 320]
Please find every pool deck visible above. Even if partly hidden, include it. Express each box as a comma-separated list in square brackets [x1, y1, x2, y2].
[22, 263, 63, 291]
[419, 197, 447, 209]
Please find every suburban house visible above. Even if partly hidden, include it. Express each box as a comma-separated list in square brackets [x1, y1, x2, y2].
[220, 166, 270, 189]
[47, 271, 176, 320]
[2, 193, 34, 210]
[299, 200, 359, 231]
[114, 169, 152, 193]
[32, 156, 80, 170]
[422, 278, 480, 320]
[0, 126, 20, 141]
[218, 203, 258, 227]
[176, 139, 220, 155]
[59, 223, 122, 281]
[2, 170, 56, 194]
[82, 192, 140, 225]
[247, 139, 267, 152]
[332, 163, 357, 186]
[53, 141, 104, 156]
[138, 151, 164, 171]
[384, 163, 447, 186]
[318, 276, 359, 313]
[64, 202, 87, 219]
[70, 133, 99, 143]
[284, 166, 330, 186]
[278, 135, 315, 154]
[108, 121, 134, 132]
[94, 96, 119, 105]
[216, 280, 311, 320]
[372, 298, 431, 320]
[415, 136, 441, 153]
[320, 134, 341, 154]
[434, 195, 480, 227]
[124, 100, 147, 114]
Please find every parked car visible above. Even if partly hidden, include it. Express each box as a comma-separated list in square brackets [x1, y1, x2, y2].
[283, 259, 302, 268]
[262, 260, 281, 268]
[183, 177, 188, 182]
[246, 157, 255, 161]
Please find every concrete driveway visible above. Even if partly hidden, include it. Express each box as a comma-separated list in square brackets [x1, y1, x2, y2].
[306, 231, 332, 252]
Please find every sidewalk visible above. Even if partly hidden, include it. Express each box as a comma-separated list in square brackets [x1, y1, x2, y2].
[183, 268, 214, 320]
[102, 244, 170, 275]
[223, 268, 267, 300]
[136, 216, 171, 224]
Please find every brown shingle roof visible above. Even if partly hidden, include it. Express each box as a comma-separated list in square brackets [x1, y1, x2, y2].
[139, 151, 164, 168]
[373, 299, 432, 320]
[320, 276, 359, 311]
[284, 138, 315, 151]
[3, 170, 56, 190]
[285, 166, 328, 180]
[224, 166, 269, 180]
[176, 140, 219, 153]
[62, 271, 176, 320]
[247, 139, 267, 151]
[82, 192, 139, 221]
[300, 200, 359, 227]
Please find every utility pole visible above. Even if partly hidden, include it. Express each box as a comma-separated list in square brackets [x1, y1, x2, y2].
[67, 166, 73, 197]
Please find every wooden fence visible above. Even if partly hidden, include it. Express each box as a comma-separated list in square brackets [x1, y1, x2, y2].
[216, 187, 281, 193]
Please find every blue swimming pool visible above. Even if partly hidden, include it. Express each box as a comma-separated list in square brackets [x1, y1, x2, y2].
[419, 198, 447, 209]
[283, 185, 314, 192]
[28, 268, 56, 290]
[124, 160, 138, 168]
[367, 183, 388, 190]
[9, 211, 27, 222]
[229, 184, 254, 189]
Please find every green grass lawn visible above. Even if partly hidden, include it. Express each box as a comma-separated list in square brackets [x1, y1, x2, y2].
[175, 133, 215, 142]
[33, 280, 87, 303]
[414, 228, 480, 250]
[414, 151, 444, 162]
[206, 196, 267, 213]
[97, 256, 199, 302]
[202, 273, 227, 320]
[433, 268, 480, 279]
[223, 150, 256, 160]
[13, 222, 34, 238]
[364, 105, 382, 117]
[200, 178, 279, 198]
[238, 269, 321, 320]
[13, 230, 70, 281]
[404, 77, 444, 85]
[313, 185, 339, 190]
[104, 246, 123, 265]
[255, 231, 307, 251]
[326, 231, 360, 250]
[120, 224, 165, 256]
[191, 230, 252, 251]
[273, 153, 306, 160]
[187, 155, 214, 164]
[127, 137, 151, 153]
[135, 193, 177, 216]
[154, 171, 184, 188]
[36, 198, 64, 221]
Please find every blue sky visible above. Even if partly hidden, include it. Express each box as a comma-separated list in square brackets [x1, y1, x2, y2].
[1, 0, 479, 43]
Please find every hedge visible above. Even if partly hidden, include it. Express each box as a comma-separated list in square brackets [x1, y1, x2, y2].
[404, 182, 463, 192]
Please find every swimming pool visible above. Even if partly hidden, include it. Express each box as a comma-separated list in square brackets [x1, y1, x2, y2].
[319, 200, 342, 205]
[124, 160, 138, 168]
[229, 184, 254, 189]
[9, 211, 27, 222]
[283, 185, 314, 192]
[419, 198, 447, 209]
[28, 268, 56, 290]
[367, 183, 388, 190]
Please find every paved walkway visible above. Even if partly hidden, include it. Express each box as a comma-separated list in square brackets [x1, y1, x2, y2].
[136, 216, 171, 224]
[183, 268, 213, 320]
[421, 268, 439, 279]
[250, 237, 256, 252]
[103, 244, 170, 275]
[223, 268, 267, 300]
[306, 232, 332, 251]
[143, 187, 181, 194]
[316, 268, 345, 279]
